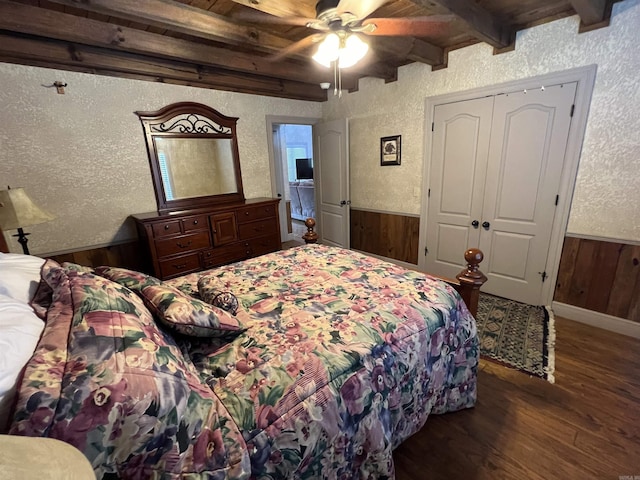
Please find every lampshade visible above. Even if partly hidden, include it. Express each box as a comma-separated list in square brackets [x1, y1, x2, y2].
[0, 188, 55, 230]
[312, 33, 369, 69]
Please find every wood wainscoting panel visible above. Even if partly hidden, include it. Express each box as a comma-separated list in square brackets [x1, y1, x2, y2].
[350, 209, 419, 264]
[554, 236, 640, 322]
[48, 241, 143, 271]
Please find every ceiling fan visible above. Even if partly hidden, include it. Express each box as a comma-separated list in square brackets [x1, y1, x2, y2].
[259, 0, 453, 68]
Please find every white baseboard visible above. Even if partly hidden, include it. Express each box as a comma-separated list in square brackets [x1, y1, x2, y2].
[552, 302, 640, 339]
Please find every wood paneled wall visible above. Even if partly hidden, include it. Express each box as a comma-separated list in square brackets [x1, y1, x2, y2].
[554, 236, 640, 322]
[48, 241, 144, 272]
[350, 209, 420, 264]
[11, 225, 638, 325]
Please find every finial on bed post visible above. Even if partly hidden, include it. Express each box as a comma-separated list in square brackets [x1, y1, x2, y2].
[456, 248, 487, 317]
[302, 217, 318, 244]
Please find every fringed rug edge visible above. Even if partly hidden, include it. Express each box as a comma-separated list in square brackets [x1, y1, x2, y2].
[543, 305, 556, 384]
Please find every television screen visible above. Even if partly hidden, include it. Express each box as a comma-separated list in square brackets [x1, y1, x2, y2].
[296, 158, 313, 180]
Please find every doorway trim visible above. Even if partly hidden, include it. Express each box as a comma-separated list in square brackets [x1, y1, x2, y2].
[265, 115, 321, 242]
[419, 64, 597, 305]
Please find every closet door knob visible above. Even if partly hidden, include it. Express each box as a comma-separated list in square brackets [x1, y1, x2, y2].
[471, 220, 479, 228]
[482, 221, 491, 230]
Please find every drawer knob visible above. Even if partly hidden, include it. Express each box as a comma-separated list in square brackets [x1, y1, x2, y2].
[164, 225, 170, 230]
[245, 211, 250, 216]
[193, 220, 198, 225]
[173, 263, 187, 269]
[176, 240, 192, 248]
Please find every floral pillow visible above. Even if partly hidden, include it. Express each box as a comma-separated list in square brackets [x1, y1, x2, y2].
[197, 276, 239, 315]
[95, 266, 161, 292]
[140, 284, 245, 338]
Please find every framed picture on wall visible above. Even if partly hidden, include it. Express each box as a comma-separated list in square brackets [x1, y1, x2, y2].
[380, 135, 401, 166]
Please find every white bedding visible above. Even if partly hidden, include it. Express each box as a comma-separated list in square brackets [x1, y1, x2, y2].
[0, 253, 46, 432]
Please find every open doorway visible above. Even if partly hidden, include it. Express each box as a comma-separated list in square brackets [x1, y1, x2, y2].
[266, 116, 319, 244]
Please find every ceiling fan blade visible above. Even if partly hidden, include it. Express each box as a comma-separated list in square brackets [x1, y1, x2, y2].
[267, 33, 325, 62]
[231, 10, 317, 27]
[362, 15, 454, 37]
[336, 0, 389, 20]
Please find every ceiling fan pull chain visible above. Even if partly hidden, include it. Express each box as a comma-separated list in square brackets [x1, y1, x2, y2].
[333, 60, 338, 96]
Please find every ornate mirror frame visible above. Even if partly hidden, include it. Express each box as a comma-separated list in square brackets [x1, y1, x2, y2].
[135, 102, 245, 213]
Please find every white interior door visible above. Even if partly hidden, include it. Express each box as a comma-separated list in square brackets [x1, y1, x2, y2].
[480, 83, 577, 304]
[426, 97, 493, 279]
[314, 118, 349, 247]
[425, 83, 577, 305]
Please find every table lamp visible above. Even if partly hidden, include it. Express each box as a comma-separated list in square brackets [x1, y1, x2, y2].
[0, 187, 55, 255]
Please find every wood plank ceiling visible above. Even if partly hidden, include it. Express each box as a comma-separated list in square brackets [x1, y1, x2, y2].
[0, 0, 618, 101]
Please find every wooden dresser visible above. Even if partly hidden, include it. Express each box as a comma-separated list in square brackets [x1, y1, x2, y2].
[132, 198, 280, 279]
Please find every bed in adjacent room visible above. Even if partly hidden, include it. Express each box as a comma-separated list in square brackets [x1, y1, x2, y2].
[0, 231, 485, 479]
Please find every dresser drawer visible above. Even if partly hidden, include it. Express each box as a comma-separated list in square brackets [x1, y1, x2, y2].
[159, 253, 201, 279]
[181, 215, 208, 232]
[237, 204, 277, 223]
[238, 219, 278, 240]
[201, 244, 249, 269]
[156, 231, 211, 258]
[247, 235, 281, 257]
[152, 220, 181, 238]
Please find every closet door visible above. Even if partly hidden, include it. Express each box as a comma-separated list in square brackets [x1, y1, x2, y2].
[426, 83, 577, 305]
[425, 97, 493, 279]
[480, 83, 577, 304]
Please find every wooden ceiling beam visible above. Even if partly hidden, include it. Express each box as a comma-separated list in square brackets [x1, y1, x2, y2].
[407, 0, 512, 49]
[0, 1, 336, 85]
[374, 37, 445, 67]
[41, 0, 388, 85]
[0, 34, 328, 101]
[568, 0, 610, 29]
[45, 0, 294, 52]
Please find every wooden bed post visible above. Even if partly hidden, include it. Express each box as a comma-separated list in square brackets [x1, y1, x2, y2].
[302, 218, 318, 244]
[455, 248, 487, 317]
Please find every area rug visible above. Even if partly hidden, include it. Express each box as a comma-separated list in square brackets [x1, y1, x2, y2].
[476, 293, 556, 383]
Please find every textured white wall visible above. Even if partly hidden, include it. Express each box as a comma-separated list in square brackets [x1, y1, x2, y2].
[1, 1, 638, 253]
[324, 0, 640, 242]
[0, 66, 321, 254]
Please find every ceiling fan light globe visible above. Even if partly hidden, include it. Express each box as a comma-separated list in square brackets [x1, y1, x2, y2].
[312, 51, 332, 67]
[312, 33, 340, 67]
[338, 34, 368, 68]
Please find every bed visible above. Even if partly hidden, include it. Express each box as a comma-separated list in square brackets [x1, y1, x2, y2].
[0, 228, 486, 479]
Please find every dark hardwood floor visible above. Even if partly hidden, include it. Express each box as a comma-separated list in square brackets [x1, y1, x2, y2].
[394, 317, 640, 479]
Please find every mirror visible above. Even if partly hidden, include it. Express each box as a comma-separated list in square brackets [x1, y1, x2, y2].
[136, 102, 245, 212]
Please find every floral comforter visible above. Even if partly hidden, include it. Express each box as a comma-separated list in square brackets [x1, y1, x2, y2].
[167, 244, 479, 479]
[9, 244, 477, 479]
